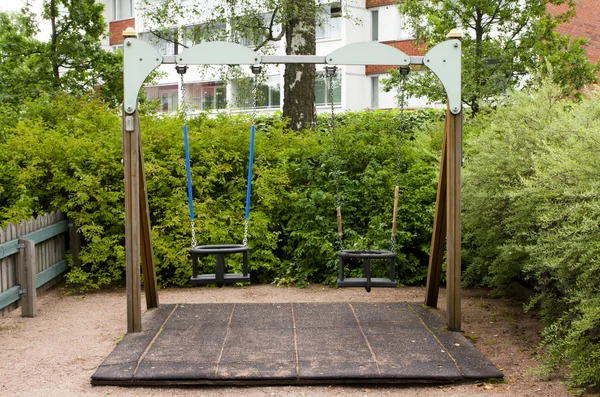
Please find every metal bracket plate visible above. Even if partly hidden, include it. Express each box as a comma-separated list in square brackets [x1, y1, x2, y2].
[326, 42, 410, 66]
[423, 40, 462, 114]
[177, 41, 261, 65]
[123, 38, 163, 114]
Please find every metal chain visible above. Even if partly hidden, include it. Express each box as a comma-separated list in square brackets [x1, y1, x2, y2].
[326, 66, 343, 251]
[391, 67, 409, 252]
[179, 68, 188, 125]
[242, 66, 262, 246]
[177, 65, 195, 247]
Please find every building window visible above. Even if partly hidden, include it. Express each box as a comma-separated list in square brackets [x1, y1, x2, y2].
[139, 30, 178, 56]
[371, 76, 379, 108]
[186, 82, 227, 111]
[146, 85, 179, 113]
[315, 71, 341, 106]
[113, 0, 133, 20]
[371, 10, 379, 41]
[317, 4, 341, 40]
[232, 76, 281, 109]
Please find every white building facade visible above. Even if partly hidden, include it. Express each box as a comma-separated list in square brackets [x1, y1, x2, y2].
[101, 0, 435, 115]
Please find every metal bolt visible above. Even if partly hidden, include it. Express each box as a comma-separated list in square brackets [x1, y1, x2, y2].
[179, 58, 183, 61]
[126, 40, 131, 46]
[156, 58, 159, 61]
[426, 59, 430, 62]
[127, 106, 132, 111]
[453, 106, 459, 111]
[443, 59, 446, 62]
[139, 58, 142, 61]
[454, 43, 458, 48]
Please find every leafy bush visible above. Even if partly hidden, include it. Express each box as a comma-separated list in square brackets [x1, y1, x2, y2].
[0, 94, 443, 290]
[462, 81, 600, 388]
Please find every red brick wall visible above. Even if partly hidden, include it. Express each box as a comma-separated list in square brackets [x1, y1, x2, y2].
[366, 0, 396, 8]
[547, 0, 600, 64]
[365, 40, 426, 74]
[109, 18, 136, 46]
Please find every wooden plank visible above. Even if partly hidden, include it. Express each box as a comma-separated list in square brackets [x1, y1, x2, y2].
[9, 223, 19, 311]
[446, 109, 462, 331]
[1, 223, 18, 316]
[0, 239, 19, 260]
[0, 226, 5, 294]
[425, 116, 449, 308]
[37, 215, 44, 273]
[68, 218, 82, 268]
[124, 106, 142, 333]
[0, 285, 20, 310]
[36, 259, 68, 289]
[21, 220, 68, 245]
[138, 122, 159, 310]
[18, 238, 37, 317]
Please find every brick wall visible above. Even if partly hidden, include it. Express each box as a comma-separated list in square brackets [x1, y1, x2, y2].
[547, 0, 600, 64]
[109, 18, 136, 46]
[365, 40, 427, 74]
[366, 0, 396, 8]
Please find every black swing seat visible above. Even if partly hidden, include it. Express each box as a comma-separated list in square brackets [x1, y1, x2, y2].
[337, 250, 397, 292]
[190, 244, 250, 287]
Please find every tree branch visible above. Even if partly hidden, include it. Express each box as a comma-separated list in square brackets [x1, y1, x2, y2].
[481, 0, 503, 31]
[148, 29, 188, 49]
[252, 6, 284, 52]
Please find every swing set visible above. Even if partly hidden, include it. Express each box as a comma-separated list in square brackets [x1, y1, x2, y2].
[120, 28, 463, 334]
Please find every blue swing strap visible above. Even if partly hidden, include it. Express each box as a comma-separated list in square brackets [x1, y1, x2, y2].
[177, 65, 198, 248]
[242, 65, 262, 246]
[183, 123, 197, 247]
[183, 65, 262, 248]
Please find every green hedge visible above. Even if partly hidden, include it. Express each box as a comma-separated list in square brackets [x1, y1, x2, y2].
[463, 82, 600, 389]
[0, 93, 443, 290]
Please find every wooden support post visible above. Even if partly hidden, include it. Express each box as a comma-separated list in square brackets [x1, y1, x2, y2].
[425, 117, 448, 308]
[138, 119, 159, 310]
[124, 107, 142, 333]
[446, 108, 462, 331]
[68, 218, 81, 268]
[17, 239, 37, 317]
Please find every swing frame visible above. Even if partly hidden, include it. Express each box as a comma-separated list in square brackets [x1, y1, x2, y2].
[120, 28, 463, 333]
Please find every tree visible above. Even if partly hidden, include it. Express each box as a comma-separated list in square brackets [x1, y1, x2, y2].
[43, 0, 123, 104]
[141, 0, 324, 131]
[0, 1, 122, 109]
[385, 0, 599, 115]
[0, 6, 48, 106]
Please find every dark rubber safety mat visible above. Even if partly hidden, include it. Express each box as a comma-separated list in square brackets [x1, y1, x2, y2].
[91, 302, 502, 386]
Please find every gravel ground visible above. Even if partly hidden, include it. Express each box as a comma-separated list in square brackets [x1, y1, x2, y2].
[0, 284, 581, 397]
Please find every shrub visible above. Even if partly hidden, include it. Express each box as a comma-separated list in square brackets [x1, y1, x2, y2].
[462, 81, 600, 388]
[0, 94, 443, 290]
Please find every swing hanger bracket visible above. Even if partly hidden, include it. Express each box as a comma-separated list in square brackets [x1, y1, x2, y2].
[175, 65, 188, 74]
[250, 65, 262, 75]
[398, 65, 410, 76]
[325, 65, 338, 77]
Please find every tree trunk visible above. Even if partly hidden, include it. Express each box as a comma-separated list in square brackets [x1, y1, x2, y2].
[283, 3, 316, 131]
[49, 0, 60, 87]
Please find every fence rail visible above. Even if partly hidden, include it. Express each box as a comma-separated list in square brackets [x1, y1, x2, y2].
[0, 211, 78, 317]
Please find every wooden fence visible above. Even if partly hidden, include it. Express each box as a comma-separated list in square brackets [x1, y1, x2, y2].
[0, 211, 79, 317]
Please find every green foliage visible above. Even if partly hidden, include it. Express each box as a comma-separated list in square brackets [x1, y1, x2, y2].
[0, 94, 443, 291]
[0, 1, 122, 113]
[462, 80, 600, 387]
[388, 0, 599, 114]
